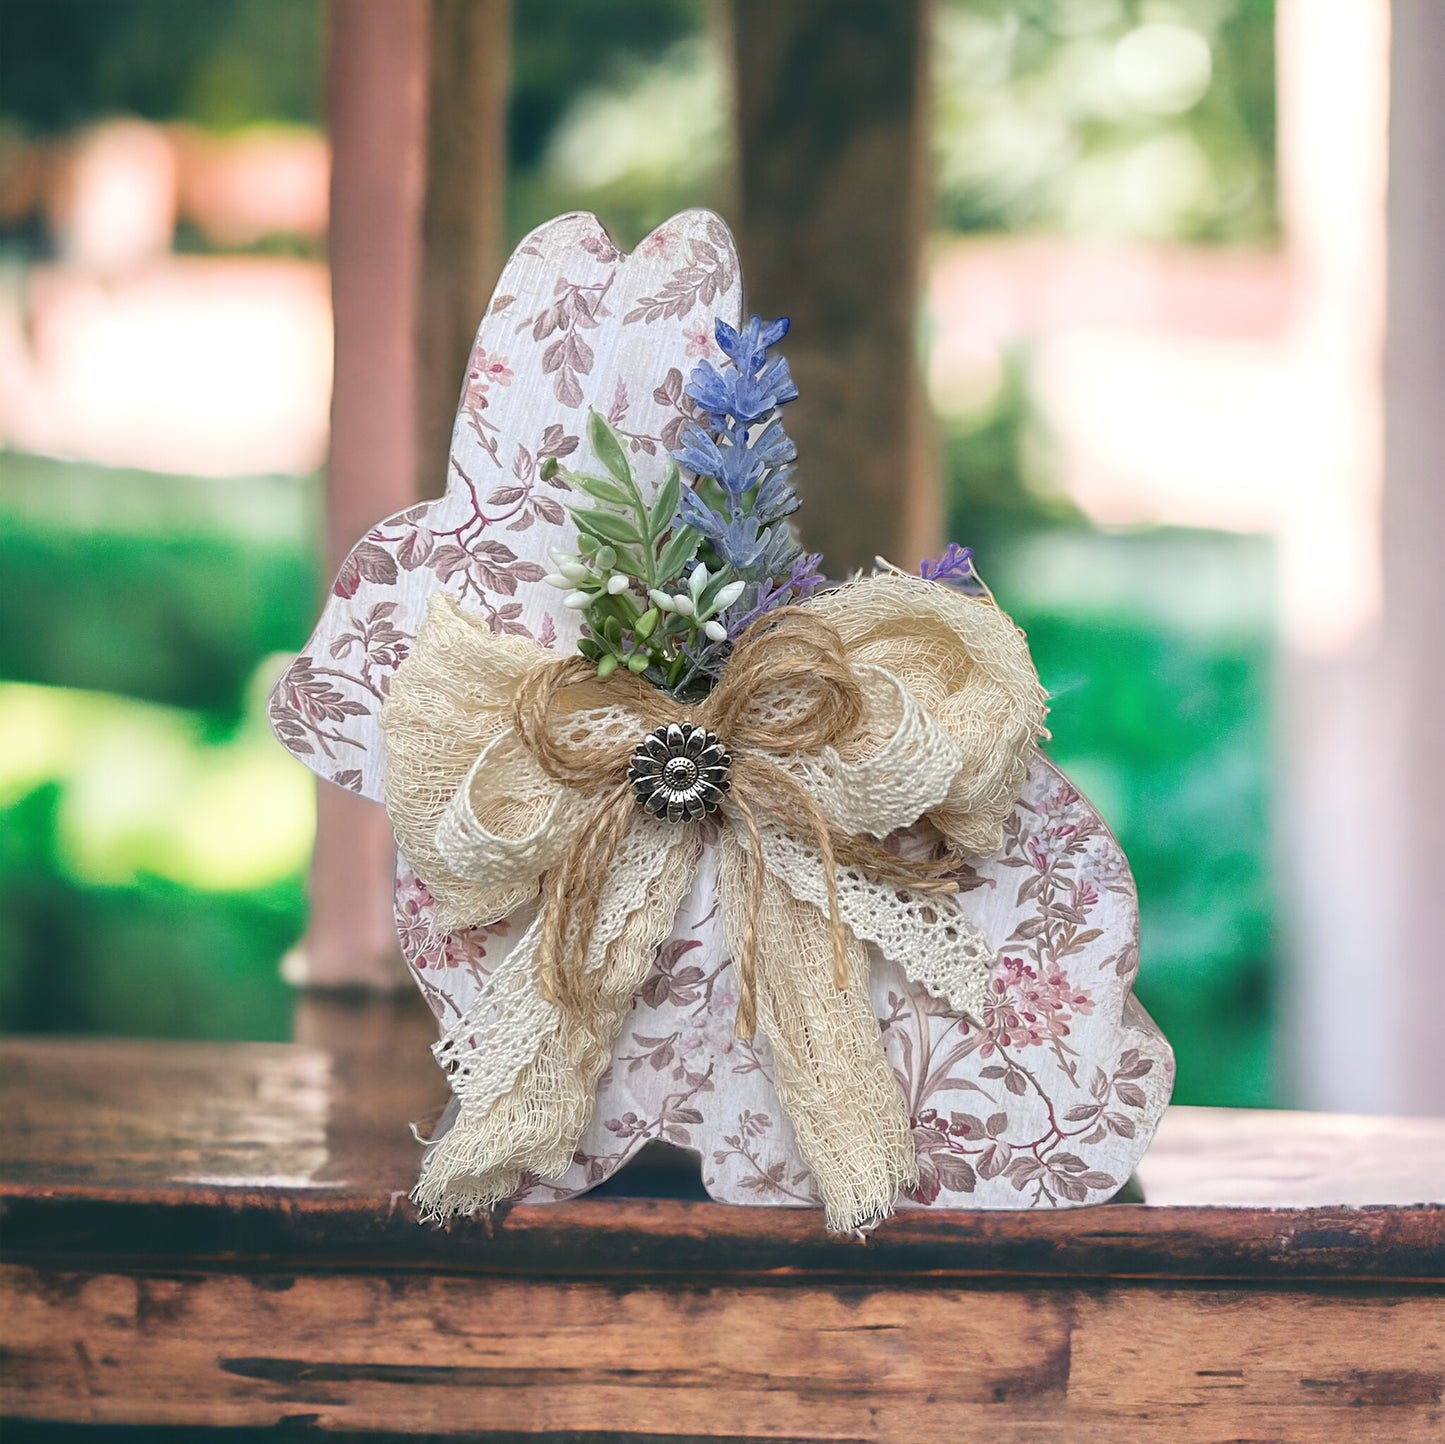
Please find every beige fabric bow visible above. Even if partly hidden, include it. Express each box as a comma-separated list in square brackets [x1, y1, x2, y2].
[382, 569, 1046, 1230]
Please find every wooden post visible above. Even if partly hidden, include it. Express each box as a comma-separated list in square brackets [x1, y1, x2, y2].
[327, 0, 429, 554]
[416, 0, 512, 499]
[728, 0, 940, 573]
[289, 0, 431, 992]
[295, 0, 511, 992]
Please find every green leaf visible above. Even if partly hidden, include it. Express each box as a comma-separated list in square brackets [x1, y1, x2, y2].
[569, 472, 634, 509]
[572, 506, 644, 547]
[633, 607, 660, 641]
[655, 524, 702, 585]
[649, 462, 681, 541]
[588, 410, 633, 489]
[591, 594, 633, 631]
[539, 456, 560, 481]
[609, 587, 643, 624]
[577, 637, 603, 661]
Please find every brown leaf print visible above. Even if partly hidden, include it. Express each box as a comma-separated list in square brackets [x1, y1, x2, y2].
[523, 275, 612, 406]
[396, 529, 435, 570]
[624, 228, 738, 325]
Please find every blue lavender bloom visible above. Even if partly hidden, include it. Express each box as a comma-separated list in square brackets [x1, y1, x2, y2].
[670, 423, 726, 481]
[673, 420, 769, 497]
[751, 466, 800, 526]
[729, 356, 799, 424]
[684, 355, 797, 426]
[746, 418, 798, 470]
[677, 486, 730, 545]
[919, 543, 975, 585]
[675, 492, 764, 575]
[755, 519, 805, 579]
[720, 516, 768, 572]
[680, 361, 739, 427]
[670, 314, 807, 588]
[714, 315, 790, 374]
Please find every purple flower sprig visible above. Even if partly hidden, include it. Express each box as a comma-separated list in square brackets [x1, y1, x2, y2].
[919, 543, 976, 586]
[919, 543, 988, 598]
[727, 550, 827, 633]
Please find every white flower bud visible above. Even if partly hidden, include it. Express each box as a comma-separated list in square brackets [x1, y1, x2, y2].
[548, 549, 590, 583]
[713, 579, 746, 610]
[606, 573, 629, 595]
[562, 590, 591, 609]
[703, 619, 728, 642]
[648, 588, 675, 612]
[543, 573, 573, 590]
[688, 563, 709, 600]
[671, 594, 695, 617]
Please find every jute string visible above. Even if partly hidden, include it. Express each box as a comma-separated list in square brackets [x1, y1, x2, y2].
[510, 609, 961, 1038]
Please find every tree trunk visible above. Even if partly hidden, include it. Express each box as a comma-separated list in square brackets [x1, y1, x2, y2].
[728, 0, 939, 572]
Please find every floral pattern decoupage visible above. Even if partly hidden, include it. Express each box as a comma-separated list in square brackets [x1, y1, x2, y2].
[271, 209, 1173, 1214]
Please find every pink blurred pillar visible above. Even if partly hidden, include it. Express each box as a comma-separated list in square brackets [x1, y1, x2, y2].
[1380, 0, 1445, 1112]
[292, 0, 510, 992]
[294, 0, 429, 990]
[1275, 0, 1392, 1110]
[1280, 0, 1445, 1117]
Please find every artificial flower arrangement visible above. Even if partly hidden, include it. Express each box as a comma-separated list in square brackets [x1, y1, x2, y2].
[272, 210, 1173, 1230]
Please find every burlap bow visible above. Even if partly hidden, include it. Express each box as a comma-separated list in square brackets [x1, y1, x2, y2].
[382, 569, 1046, 1230]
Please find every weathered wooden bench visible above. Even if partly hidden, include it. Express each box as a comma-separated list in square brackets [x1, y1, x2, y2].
[3, 997, 1442, 1440]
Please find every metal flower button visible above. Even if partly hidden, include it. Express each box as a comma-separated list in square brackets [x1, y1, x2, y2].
[628, 722, 731, 823]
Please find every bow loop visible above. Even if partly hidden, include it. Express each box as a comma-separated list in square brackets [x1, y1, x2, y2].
[511, 657, 657, 788]
[784, 662, 966, 841]
[700, 607, 864, 757]
[434, 731, 580, 894]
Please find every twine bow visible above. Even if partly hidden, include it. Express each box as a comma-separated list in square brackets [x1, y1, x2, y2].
[381, 568, 1046, 1230]
[514, 608, 959, 1038]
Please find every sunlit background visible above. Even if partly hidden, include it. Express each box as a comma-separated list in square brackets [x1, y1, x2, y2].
[0, 0, 1399, 1109]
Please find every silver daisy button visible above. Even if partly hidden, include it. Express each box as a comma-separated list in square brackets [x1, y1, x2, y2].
[628, 722, 731, 823]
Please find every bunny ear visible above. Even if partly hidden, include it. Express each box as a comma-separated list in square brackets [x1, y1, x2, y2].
[268, 209, 742, 803]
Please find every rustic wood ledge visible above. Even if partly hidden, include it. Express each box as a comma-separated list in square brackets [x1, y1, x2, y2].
[3, 1028, 1442, 1285]
[3, 1011, 1443, 1440]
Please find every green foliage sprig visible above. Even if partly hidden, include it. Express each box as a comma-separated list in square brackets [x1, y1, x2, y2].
[543, 411, 743, 691]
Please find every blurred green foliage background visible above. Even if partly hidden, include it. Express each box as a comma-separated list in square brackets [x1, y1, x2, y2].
[0, 0, 1277, 1107]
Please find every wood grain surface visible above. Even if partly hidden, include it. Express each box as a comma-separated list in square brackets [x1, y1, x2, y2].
[4, 1266, 1442, 1440]
[3, 1006, 1443, 1438]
